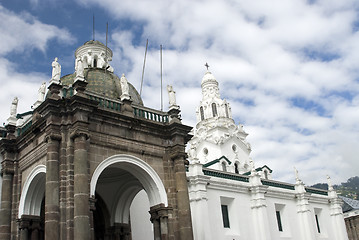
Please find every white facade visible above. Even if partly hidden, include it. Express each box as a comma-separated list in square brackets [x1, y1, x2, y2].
[186, 70, 349, 240]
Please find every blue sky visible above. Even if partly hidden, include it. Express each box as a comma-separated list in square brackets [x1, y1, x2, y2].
[1, 0, 359, 185]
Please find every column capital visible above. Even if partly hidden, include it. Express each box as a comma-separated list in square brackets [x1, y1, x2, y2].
[89, 197, 97, 211]
[70, 130, 89, 141]
[1, 160, 15, 175]
[149, 204, 172, 222]
[45, 133, 62, 143]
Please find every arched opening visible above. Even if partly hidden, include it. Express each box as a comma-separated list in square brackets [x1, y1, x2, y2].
[90, 154, 168, 240]
[234, 162, 239, 174]
[18, 165, 46, 240]
[200, 106, 204, 121]
[264, 170, 268, 179]
[212, 103, 218, 117]
[221, 162, 227, 172]
[94, 55, 98, 68]
[225, 103, 229, 118]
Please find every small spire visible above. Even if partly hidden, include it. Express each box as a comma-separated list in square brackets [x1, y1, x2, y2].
[205, 62, 210, 71]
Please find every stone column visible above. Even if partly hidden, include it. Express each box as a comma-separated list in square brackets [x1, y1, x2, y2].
[18, 217, 30, 240]
[45, 135, 61, 240]
[150, 204, 172, 240]
[173, 153, 193, 240]
[30, 217, 41, 240]
[89, 197, 96, 240]
[0, 152, 15, 240]
[73, 133, 90, 240]
[249, 170, 271, 240]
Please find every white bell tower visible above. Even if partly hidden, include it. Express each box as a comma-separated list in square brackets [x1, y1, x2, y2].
[188, 66, 253, 174]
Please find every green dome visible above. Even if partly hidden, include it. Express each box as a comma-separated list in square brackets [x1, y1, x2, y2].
[61, 68, 143, 106]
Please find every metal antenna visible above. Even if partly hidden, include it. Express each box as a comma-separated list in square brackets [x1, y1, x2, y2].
[93, 14, 95, 40]
[140, 39, 148, 97]
[105, 22, 109, 74]
[160, 44, 163, 111]
[104, 22, 108, 98]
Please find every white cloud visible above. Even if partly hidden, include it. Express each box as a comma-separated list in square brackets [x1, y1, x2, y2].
[73, 0, 359, 184]
[0, 5, 75, 55]
[2, 0, 359, 185]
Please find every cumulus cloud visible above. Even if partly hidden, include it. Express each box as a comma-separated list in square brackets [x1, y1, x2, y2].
[70, 0, 359, 184]
[0, 5, 75, 55]
[0, 4, 75, 126]
[1, 0, 359, 185]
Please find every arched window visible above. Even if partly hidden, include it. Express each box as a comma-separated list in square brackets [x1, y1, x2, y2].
[212, 103, 218, 117]
[264, 170, 268, 179]
[200, 106, 204, 121]
[93, 57, 97, 68]
[225, 103, 229, 118]
[234, 163, 239, 174]
[221, 162, 227, 172]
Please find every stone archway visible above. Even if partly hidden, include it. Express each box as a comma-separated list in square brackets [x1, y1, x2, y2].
[90, 154, 170, 240]
[18, 165, 46, 240]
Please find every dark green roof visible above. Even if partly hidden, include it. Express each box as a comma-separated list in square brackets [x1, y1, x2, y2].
[61, 68, 143, 106]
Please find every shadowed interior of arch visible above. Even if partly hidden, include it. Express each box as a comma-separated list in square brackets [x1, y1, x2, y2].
[93, 160, 158, 240]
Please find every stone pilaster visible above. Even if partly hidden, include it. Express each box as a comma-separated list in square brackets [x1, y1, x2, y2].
[45, 134, 61, 240]
[48, 82, 62, 100]
[72, 132, 90, 240]
[18, 217, 30, 240]
[249, 170, 271, 240]
[171, 151, 193, 240]
[0, 148, 15, 240]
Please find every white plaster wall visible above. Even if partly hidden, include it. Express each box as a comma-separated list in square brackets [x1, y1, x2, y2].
[206, 184, 253, 240]
[130, 190, 154, 240]
[192, 177, 340, 240]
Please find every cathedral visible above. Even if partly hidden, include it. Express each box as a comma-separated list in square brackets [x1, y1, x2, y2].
[0, 40, 349, 240]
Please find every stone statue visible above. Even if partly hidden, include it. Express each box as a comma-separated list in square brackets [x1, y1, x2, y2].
[294, 167, 300, 181]
[87, 50, 93, 67]
[167, 85, 176, 106]
[76, 58, 84, 78]
[120, 74, 130, 100]
[51, 57, 61, 81]
[327, 175, 334, 191]
[10, 97, 18, 117]
[97, 51, 106, 68]
[38, 82, 46, 101]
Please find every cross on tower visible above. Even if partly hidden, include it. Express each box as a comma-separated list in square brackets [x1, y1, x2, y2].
[205, 62, 210, 71]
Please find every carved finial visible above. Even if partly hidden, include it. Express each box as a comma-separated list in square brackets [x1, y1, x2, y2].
[205, 62, 210, 71]
[294, 167, 300, 181]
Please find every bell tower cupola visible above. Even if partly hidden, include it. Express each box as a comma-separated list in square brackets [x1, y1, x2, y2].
[188, 66, 253, 174]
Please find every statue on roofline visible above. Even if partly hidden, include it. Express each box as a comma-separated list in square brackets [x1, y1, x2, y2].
[51, 57, 61, 81]
[167, 85, 177, 106]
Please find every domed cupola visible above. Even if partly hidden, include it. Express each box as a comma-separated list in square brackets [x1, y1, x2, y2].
[58, 40, 144, 106]
[75, 40, 114, 71]
[196, 70, 234, 128]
